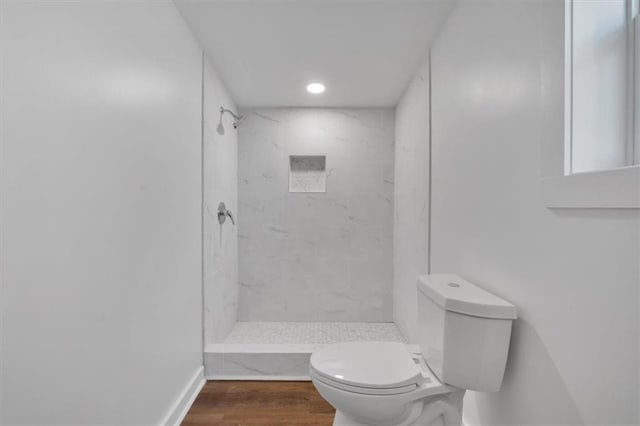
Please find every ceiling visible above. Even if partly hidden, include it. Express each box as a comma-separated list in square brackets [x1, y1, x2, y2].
[174, 0, 456, 108]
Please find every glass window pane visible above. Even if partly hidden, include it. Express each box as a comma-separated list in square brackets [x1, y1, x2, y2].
[572, 0, 628, 173]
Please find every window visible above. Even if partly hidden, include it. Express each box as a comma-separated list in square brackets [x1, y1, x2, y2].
[540, 0, 640, 208]
[565, 0, 639, 174]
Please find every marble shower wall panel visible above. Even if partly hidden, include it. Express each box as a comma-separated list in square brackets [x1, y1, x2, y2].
[393, 55, 430, 342]
[203, 58, 238, 343]
[238, 108, 394, 322]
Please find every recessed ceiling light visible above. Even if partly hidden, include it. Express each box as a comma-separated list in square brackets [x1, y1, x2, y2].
[306, 82, 325, 94]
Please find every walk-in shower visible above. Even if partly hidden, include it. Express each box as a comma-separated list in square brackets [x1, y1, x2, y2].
[204, 107, 403, 380]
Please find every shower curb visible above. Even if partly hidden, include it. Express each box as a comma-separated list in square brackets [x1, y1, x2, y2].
[204, 343, 315, 380]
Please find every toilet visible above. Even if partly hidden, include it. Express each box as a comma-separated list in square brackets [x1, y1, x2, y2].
[310, 274, 517, 426]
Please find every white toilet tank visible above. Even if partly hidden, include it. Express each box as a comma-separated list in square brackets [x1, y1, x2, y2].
[417, 274, 517, 392]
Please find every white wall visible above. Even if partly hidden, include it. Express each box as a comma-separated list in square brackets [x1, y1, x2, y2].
[237, 109, 394, 322]
[430, 1, 640, 424]
[1, 1, 204, 423]
[393, 55, 430, 341]
[202, 59, 239, 343]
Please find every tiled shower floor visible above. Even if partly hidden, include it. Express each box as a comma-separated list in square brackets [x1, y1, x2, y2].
[205, 322, 406, 380]
[223, 321, 405, 345]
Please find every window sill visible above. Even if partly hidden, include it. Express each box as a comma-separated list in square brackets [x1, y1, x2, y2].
[541, 165, 640, 208]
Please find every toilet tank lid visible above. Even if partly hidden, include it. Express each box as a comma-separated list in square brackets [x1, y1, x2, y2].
[418, 274, 517, 320]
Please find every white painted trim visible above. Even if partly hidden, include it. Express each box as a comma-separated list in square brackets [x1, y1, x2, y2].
[627, 0, 637, 164]
[564, 0, 573, 175]
[635, 5, 640, 164]
[541, 165, 640, 208]
[206, 374, 311, 381]
[160, 366, 205, 426]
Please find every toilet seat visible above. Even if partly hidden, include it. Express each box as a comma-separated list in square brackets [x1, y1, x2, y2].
[310, 368, 418, 395]
[310, 341, 439, 396]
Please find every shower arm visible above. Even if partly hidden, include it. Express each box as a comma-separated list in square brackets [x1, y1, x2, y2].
[220, 107, 242, 121]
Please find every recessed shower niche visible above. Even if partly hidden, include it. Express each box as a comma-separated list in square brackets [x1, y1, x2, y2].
[289, 155, 327, 193]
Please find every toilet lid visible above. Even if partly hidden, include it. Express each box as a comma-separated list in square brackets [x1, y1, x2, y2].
[309, 341, 422, 390]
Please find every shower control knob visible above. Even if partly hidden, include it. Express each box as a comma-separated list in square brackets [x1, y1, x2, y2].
[217, 202, 235, 225]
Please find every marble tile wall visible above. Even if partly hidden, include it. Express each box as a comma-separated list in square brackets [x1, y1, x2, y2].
[393, 55, 430, 342]
[203, 58, 238, 343]
[237, 108, 394, 322]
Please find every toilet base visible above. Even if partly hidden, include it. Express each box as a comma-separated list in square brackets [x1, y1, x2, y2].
[333, 411, 363, 426]
[334, 409, 454, 426]
[331, 390, 464, 426]
[334, 410, 453, 426]
[334, 410, 457, 426]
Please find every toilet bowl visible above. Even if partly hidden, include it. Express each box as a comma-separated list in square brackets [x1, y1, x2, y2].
[310, 341, 464, 426]
[310, 274, 517, 426]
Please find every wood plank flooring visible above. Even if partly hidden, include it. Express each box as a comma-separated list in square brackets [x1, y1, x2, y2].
[182, 381, 336, 426]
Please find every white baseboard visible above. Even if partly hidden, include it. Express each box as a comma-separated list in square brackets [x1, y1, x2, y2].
[161, 366, 205, 426]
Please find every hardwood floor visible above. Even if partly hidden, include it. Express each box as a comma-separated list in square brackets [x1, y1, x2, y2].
[182, 381, 336, 426]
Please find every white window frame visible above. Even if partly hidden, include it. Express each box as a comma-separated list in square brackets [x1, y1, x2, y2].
[542, 0, 640, 208]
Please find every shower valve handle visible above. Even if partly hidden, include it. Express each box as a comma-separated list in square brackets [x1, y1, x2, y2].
[217, 202, 235, 225]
